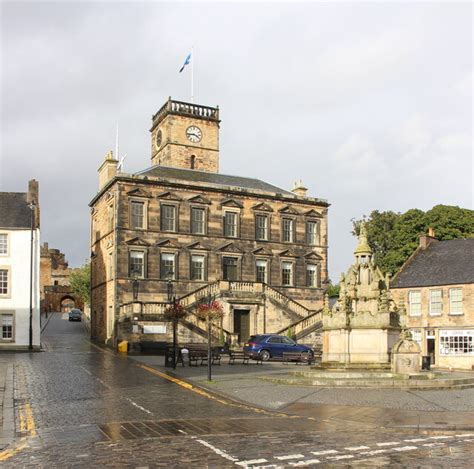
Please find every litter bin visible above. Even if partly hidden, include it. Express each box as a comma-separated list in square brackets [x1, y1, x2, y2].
[165, 348, 174, 368]
[118, 340, 128, 354]
[422, 355, 431, 370]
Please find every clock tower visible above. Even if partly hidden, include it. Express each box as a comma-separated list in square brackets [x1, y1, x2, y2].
[150, 97, 220, 173]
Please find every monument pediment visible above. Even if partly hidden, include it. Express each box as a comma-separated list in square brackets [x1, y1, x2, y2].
[252, 202, 274, 212]
[219, 242, 243, 254]
[188, 195, 212, 205]
[156, 191, 181, 201]
[221, 198, 244, 209]
[253, 247, 273, 256]
[186, 241, 209, 251]
[304, 251, 323, 261]
[126, 187, 152, 198]
[156, 239, 181, 249]
[125, 237, 150, 246]
[279, 205, 300, 215]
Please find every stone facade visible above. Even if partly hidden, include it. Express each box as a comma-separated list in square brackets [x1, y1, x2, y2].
[40, 243, 84, 313]
[391, 235, 474, 370]
[322, 224, 402, 366]
[90, 99, 329, 348]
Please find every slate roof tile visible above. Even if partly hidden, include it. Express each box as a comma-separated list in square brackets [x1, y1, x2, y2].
[0, 192, 31, 229]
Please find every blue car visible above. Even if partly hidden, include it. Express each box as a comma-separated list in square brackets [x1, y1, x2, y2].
[243, 334, 314, 361]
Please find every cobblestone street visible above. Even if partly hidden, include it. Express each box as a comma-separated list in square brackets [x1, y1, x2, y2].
[1, 313, 474, 467]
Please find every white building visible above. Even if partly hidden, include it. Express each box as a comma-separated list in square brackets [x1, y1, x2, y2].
[0, 180, 41, 350]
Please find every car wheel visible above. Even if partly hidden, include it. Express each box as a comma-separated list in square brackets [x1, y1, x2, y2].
[301, 351, 311, 362]
[260, 350, 271, 361]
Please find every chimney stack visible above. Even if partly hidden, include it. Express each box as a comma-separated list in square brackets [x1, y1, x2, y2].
[291, 179, 308, 197]
[98, 150, 119, 189]
[419, 227, 437, 249]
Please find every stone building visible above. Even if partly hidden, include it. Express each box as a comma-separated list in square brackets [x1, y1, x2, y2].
[0, 180, 41, 350]
[40, 243, 84, 313]
[89, 98, 329, 348]
[391, 231, 474, 370]
[322, 224, 403, 366]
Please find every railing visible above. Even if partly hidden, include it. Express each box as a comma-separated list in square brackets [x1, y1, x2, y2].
[152, 98, 219, 126]
[277, 309, 323, 337]
[263, 284, 312, 318]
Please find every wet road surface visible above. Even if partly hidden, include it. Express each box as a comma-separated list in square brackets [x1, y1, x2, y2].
[1, 313, 474, 467]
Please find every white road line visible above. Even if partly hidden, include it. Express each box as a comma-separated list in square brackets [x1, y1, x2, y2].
[404, 438, 428, 443]
[195, 439, 238, 462]
[393, 446, 418, 452]
[429, 435, 452, 440]
[311, 450, 338, 456]
[423, 442, 445, 447]
[178, 429, 188, 435]
[236, 459, 268, 467]
[125, 398, 153, 415]
[275, 454, 305, 460]
[376, 441, 400, 447]
[359, 449, 388, 456]
[290, 459, 320, 467]
[345, 446, 370, 451]
[326, 455, 354, 460]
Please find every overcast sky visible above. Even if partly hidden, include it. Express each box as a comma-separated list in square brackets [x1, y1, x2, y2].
[1, 1, 472, 278]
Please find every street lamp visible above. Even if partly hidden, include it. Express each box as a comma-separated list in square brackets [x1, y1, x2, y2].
[28, 201, 36, 351]
[165, 270, 179, 369]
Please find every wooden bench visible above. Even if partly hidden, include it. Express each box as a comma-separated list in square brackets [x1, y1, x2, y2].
[282, 351, 313, 365]
[182, 345, 221, 366]
[228, 350, 250, 365]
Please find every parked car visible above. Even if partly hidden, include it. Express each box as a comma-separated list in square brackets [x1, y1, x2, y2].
[243, 334, 314, 361]
[68, 309, 82, 322]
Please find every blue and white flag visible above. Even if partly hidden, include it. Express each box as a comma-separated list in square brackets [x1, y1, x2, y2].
[179, 53, 192, 73]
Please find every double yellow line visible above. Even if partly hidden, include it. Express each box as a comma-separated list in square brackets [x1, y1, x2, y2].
[0, 403, 36, 462]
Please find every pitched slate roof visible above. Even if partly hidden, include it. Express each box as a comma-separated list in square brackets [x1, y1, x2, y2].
[0, 192, 31, 229]
[136, 165, 293, 195]
[391, 238, 474, 288]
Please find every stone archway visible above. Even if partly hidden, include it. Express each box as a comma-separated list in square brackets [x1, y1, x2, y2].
[60, 296, 75, 313]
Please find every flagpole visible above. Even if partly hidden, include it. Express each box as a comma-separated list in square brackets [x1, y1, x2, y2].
[191, 46, 194, 103]
[115, 123, 119, 160]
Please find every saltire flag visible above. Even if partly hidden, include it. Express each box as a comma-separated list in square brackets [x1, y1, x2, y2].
[179, 53, 192, 73]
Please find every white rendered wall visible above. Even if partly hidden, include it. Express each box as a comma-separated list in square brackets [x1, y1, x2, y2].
[0, 228, 40, 349]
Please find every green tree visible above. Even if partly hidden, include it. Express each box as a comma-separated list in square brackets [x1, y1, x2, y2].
[326, 282, 340, 298]
[69, 263, 91, 306]
[352, 205, 474, 275]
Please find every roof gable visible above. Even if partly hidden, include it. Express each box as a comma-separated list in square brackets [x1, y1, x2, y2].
[188, 195, 212, 205]
[125, 237, 150, 246]
[126, 187, 152, 198]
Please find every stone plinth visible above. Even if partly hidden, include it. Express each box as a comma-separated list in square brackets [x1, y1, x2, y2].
[391, 331, 421, 375]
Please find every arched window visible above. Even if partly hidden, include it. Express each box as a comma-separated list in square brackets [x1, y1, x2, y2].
[190, 155, 196, 169]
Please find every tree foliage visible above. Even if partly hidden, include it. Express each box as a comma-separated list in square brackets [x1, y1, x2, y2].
[353, 205, 474, 275]
[69, 263, 91, 306]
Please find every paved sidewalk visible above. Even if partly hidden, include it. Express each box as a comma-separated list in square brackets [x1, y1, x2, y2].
[131, 355, 474, 432]
[0, 361, 14, 450]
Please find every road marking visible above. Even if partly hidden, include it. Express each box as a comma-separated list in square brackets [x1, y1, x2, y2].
[289, 459, 320, 467]
[423, 442, 445, 447]
[429, 435, 452, 440]
[359, 449, 388, 455]
[404, 438, 428, 442]
[275, 454, 305, 460]
[345, 446, 370, 451]
[326, 454, 354, 460]
[376, 441, 400, 446]
[0, 442, 28, 462]
[311, 450, 338, 455]
[393, 446, 418, 452]
[194, 438, 238, 462]
[125, 398, 153, 415]
[178, 429, 188, 435]
[18, 403, 36, 436]
[236, 459, 268, 467]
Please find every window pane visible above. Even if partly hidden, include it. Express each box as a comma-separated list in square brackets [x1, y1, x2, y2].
[282, 218, 294, 242]
[430, 290, 442, 314]
[191, 208, 205, 234]
[1, 314, 13, 339]
[307, 264, 317, 287]
[130, 202, 144, 229]
[0, 269, 8, 295]
[306, 221, 319, 245]
[161, 205, 176, 232]
[256, 215, 268, 240]
[130, 251, 144, 277]
[282, 261, 293, 286]
[161, 253, 175, 279]
[450, 288, 463, 314]
[409, 291, 421, 315]
[0, 234, 7, 254]
[256, 260, 267, 283]
[224, 212, 237, 237]
[191, 255, 205, 281]
[223, 257, 238, 280]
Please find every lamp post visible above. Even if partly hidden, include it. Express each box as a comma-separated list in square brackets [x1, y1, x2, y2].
[166, 271, 178, 369]
[28, 202, 36, 351]
[132, 274, 140, 301]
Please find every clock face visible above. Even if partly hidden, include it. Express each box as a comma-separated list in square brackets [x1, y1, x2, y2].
[155, 129, 162, 149]
[186, 126, 202, 143]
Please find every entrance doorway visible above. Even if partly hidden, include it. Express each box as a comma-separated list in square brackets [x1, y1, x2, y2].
[427, 330, 436, 365]
[60, 297, 75, 313]
[233, 309, 250, 344]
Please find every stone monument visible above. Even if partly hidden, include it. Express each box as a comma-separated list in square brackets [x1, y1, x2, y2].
[322, 223, 403, 367]
[391, 330, 421, 374]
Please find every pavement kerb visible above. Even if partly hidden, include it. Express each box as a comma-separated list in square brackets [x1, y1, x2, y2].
[0, 363, 15, 451]
[40, 313, 53, 333]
